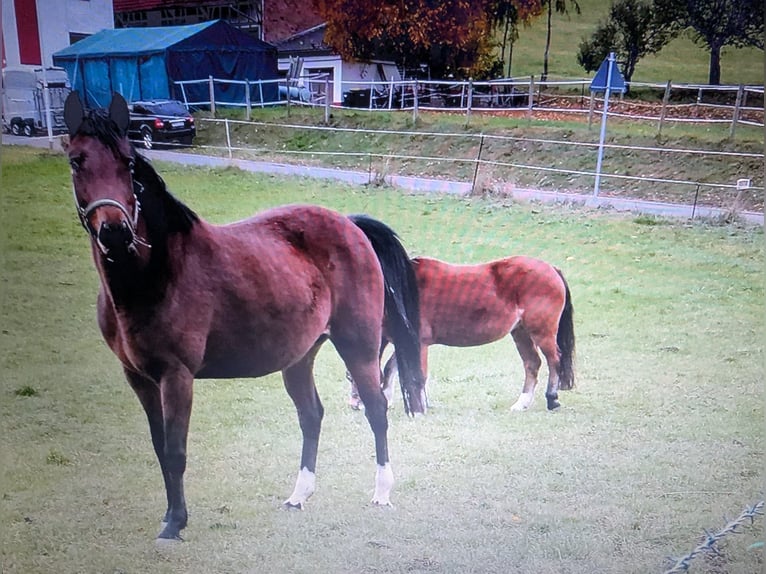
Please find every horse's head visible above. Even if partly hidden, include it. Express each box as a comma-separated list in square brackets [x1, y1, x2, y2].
[64, 92, 147, 261]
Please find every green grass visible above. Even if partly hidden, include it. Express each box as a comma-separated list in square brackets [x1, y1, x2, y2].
[507, 0, 764, 85]
[1, 146, 763, 573]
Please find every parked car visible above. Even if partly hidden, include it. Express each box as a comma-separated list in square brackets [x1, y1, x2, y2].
[128, 99, 195, 149]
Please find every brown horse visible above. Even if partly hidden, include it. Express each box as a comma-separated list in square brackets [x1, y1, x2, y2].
[349, 255, 575, 412]
[63, 92, 426, 542]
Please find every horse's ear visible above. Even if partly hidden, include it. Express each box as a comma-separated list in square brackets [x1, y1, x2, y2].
[64, 91, 85, 135]
[109, 93, 130, 135]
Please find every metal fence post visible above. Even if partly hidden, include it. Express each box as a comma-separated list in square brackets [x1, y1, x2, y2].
[324, 75, 330, 124]
[730, 84, 744, 139]
[245, 78, 251, 121]
[209, 75, 216, 116]
[527, 75, 535, 119]
[413, 80, 419, 122]
[224, 117, 232, 159]
[466, 78, 473, 125]
[658, 79, 672, 136]
[471, 133, 485, 194]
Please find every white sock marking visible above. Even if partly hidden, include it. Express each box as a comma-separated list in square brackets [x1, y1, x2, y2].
[285, 467, 316, 508]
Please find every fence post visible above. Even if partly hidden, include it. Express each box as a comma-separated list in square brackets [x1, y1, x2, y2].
[730, 84, 744, 139]
[258, 80, 264, 108]
[471, 133, 485, 194]
[324, 75, 330, 124]
[224, 117, 232, 159]
[466, 78, 473, 125]
[695, 86, 703, 117]
[286, 79, 291, 116]
[412, 80, 419, 123]
[209, 75, 216, 116]
[245, 78, 251, 121]
[658, 79, 672, 136]
[179, 82, 189, 108]
[527, 75, 535, 119]
[388, 77, 395, 110]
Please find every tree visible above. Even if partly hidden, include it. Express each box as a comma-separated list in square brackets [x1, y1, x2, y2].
[577, 0, 676, 86]
[541, 0, 581, 82]
[312, 0, 543, 79]
[664, 0, 764, 84]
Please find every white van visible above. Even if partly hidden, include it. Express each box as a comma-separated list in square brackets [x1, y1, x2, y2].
[2, 66, 71, 136]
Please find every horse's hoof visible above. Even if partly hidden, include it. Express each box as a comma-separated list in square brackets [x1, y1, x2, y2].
[547, 402, 561, 411]
[371, 499, 394, 508]
[283, 501, 304, 511]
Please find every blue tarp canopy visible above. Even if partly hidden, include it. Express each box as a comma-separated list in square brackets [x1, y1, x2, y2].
[53, 20, 278, 108]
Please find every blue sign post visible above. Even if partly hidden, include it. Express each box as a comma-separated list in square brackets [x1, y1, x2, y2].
[590, 52, 626, 197]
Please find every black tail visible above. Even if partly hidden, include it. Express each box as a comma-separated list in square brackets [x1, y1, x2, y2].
[555, 269, 575, 390]
[349, 215, 426, 415]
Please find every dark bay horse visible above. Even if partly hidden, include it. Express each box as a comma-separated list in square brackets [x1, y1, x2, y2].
[349, 255, 575, 412]
[63, 92, 426, 542]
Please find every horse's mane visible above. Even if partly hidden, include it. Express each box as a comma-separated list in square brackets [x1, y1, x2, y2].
[76, 108, 199, 236]
[132, 152, 199, 236]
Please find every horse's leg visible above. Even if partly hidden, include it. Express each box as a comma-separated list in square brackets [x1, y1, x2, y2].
[509, 328, 542, 411]
[335, 339, 393, 505]
[348, 340, 389, 410]
[156, 366, 194, 540]
[283, 338, 326, 509]
[124, 368, 172, 525]
[536, 334, 563, 411]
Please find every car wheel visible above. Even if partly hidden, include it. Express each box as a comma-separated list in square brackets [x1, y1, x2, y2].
[141, 127, 154, 150]
[11, 121, 21, 136]
[180, 135, 193, 147]
[23, 122, 35, 137]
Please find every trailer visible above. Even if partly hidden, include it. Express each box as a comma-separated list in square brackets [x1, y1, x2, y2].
[2, 66, 71, 136]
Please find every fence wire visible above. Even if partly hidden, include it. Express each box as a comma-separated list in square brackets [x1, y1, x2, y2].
[663, 500, 764, 573]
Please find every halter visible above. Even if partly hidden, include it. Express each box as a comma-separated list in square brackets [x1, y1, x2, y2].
[72, 164, 151, 252]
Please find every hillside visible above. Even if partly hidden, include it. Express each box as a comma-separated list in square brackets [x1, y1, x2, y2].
[505, 0, 764, 85]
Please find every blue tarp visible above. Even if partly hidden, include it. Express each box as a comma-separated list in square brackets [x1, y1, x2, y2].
[53, 20, 278, 108]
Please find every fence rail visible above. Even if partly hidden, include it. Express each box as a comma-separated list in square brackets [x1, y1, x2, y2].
[174, 75, 764, 134]
[194, 116, 764, 219]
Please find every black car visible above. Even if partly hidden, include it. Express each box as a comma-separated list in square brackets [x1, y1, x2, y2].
[128, 99, 195, 149]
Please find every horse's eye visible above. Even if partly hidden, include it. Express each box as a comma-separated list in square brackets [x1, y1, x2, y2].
[69, 157, 82, 172]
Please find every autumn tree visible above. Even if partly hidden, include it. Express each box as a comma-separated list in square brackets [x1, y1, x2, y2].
[541, 0, 581, 82]
[313, 0, 542, 79]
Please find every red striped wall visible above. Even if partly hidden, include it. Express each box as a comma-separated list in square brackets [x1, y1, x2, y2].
[14, 0, 41, 65]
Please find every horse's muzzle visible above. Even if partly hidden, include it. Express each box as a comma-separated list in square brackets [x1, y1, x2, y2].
[97, 220, 135, 255]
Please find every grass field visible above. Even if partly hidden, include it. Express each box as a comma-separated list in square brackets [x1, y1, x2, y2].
[507, 0, 764, 85]
[1, 145, 763, 573]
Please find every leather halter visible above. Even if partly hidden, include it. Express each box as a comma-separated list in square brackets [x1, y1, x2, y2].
[72, 163, 151, 252]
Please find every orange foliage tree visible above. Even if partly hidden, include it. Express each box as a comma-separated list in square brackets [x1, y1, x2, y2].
[312, 0, 542, 78]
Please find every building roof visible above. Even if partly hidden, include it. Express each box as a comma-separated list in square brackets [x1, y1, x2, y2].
[274, 24, 332, 56]
[53, 20, 274, 59]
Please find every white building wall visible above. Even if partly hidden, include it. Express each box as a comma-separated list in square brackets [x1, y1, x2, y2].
[2, 0, 114, 68]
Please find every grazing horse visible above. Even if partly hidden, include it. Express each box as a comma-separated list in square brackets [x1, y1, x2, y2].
[63, 92, 426, 542]
[349, 255, 575, 412]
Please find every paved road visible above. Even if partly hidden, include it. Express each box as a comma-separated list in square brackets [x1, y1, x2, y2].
[4, 133, 761, 225]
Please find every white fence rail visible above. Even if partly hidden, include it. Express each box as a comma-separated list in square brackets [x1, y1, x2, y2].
[174, 75, 764, 134]
[194, 116, 764, 219]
